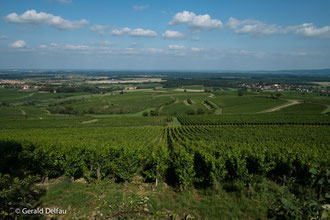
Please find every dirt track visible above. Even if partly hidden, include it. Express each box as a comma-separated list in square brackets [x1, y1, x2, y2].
[259, 99, 300, 113]
[81, 119, 99, 124]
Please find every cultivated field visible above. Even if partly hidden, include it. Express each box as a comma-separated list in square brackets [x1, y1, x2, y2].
[0, 73, 329, 219]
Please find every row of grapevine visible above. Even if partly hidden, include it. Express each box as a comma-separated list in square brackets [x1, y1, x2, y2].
[163, 125, 329, 189]
[177, 114, 330, 125]
[0, 124, 329, 192]
[0, 127, 166, 182]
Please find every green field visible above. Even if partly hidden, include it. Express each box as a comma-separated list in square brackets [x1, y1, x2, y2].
[1, 84, 329, 219]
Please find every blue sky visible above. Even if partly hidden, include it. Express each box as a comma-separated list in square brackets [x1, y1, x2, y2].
[0, 0, 330, 70]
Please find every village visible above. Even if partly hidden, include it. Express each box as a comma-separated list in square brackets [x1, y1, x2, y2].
[240, 82, 330, 95]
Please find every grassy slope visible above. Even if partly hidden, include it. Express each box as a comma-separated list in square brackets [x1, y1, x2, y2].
[38, 177, 276, 219]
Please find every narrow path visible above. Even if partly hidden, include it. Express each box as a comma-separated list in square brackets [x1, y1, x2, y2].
[159, 105, 165, 112]
[81, 119, 99, 124]
[15, 92, 36, 100]
[202, 101, 212, 110]
[322, 105, 330, 114]
[168, 117, 181, 127]
[42, 108, 51, 115]
[157, 136, 163, 145]
[19, 108, 26, 115]
[259, 99, 300, 113]
[183, 100, 190, 106]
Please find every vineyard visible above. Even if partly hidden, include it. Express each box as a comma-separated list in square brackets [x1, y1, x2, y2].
[0, 87, 329, 219]
[1, 123, 329, 218]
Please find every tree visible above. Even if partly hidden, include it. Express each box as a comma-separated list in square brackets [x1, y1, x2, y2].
[142, 111, 149, 117]
[238, 90, 244, 96]
[275, 93, 281, 99]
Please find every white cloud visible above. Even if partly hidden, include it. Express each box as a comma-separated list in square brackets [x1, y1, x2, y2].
[6, 10, 53, 25]
[0, 35, 8, 39]
[169, 11, 196, 25]
[110, 27, 131, 36]
[41, 42, 92, 51]
[133, 5, 149, 11]
[168, 44, 185, 50]
[191, 14, 223, 29]
[169, 11, 223, 30]
[48, 17, 88, 30]
[227, 17, 330, 38]
[5, 9, 88, 30]
[130, 28, 157, 37]
[227, 17, 285, 35]
[90, 24, 110, 36]
[10, 40, 26, 48]
[291, 23, 330, 37]
[162, 30, 185, 39]
[191, 36, 200, 41]
[111, 27, 157, 37]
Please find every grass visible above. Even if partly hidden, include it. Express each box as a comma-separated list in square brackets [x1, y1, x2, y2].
[273, 102, 327, 114]
[212, 95, 288, 114]
[182, 85, 204, 90]
[37, 177, 277, 219]
[58, 92, 173, 115]
[1, 89, 328, 129]
[0, 88, 35, 102]
[0, 106, 25, 119]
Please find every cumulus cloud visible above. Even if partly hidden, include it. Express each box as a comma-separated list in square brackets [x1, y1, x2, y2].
[111, 27, 157, 37]
[90, 24, 110, 36]
[110, 27, 131, 36]
[227, 17, 286, 35]
[162, 30, 185, 39]
[0, 35, 8, 39]
[10, 40, 26, 48]
[168, 44, 185, 50]
[130, 28, 157, 37]
[5, 9, 88, 30]
[133, 5, 149, 11]
[291, 23, 330, 37]
[227, 17, 330, 38]
[169, 11, 223, 30]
